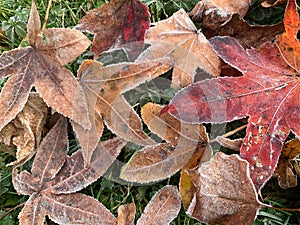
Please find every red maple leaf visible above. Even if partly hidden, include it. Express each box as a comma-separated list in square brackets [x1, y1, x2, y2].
[162, 0, 300, 190]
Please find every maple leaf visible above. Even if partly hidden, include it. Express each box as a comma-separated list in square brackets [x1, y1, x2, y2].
[136, 9, 220, 88]
[76, 0, 150, 60]
[137, 185, 181, 225]
[13, 116, 126, 225]
[0, 0, 91, 131]
[0, 93, 48, 167]
[189, 0, 251, 30]
[162, 0, 300, 190]
[274, 139, 300, 189]
[120, 102, 212, 183]
[186, 152, 263, 225]
[72, 58, 171, 166]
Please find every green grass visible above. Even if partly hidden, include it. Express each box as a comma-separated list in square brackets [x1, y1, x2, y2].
[1, 0, 300, 224]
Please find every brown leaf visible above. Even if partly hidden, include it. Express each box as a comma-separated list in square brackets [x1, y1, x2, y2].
[117, 203, 136, 225]
[0, 93, 48, 167]
[274, 139, 300, 189]
[216, 136, 243, 151]
[0, 0, 91, 130]
[76, 58, 171, 147]
[141, 102, 208, 146]
[121, 103, 211, 183]
[76, 0, 150, 59]
[203, 14, 284, 49]
[187, 152, 263, 225]
[42, 192, 117, 225]
[13, 116, 124, 225]
[137, 9, 220, 87]
[137, 185, 181, 225]
[190, 0, 251, 30]
[49, 137, 126, 194]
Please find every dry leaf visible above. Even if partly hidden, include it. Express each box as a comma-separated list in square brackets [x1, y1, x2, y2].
[117, 203, 136, 225]
[274, 139, 300, 189]
[187, 152, 263, 225]
[0, 0, 91, 131]
[204, 14, 284, 49]
[137, 185, 181, 225]
[0, 93, 48, 167]
[190, 0, 251, 30]
[75, 58, 171, 150]
[137, 9, 220, 88]
[76, 0, 150, 59]
[120, 103, 211, 183]
[261, 0, 287, 7]
[13, 116, 126, 225]
[216, 136, 243, 151]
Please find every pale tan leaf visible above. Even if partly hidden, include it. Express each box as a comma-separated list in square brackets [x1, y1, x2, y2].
[77, 58, 171, 146]
[120, 142, 198, 183]
[137, 185, 181, 225]
[261, 0, 287, 7]
[137, 9, 220, 87]
[216, 136, 243, 151]
[190, 0, 251, 30]
[187, 152, 263, 225]
[18, 194, 46, 225]
[141, 102, 208, 146]
[0, 93, 48, 167]
[117, 203, 136, 225]
[42, 192, 117, 225]
[48, 137, 126, 194]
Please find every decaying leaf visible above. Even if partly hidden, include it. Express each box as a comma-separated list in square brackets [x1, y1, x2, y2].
[274, 139, 300, 189]
[120, 103, 212, 183]
[75, 58, 171, 150]
[117, 203, 136, 225]
[190, 0, 251, 30]
[203, 14, 284, 49]
[187, 152, 263, 225]
[13, 116, 126, 225]
[163, 0, 300, 189]
[137, 9, 220, 87]
[0, 93, 48, 167]
[216, 136, 243, 151]
[0, 0, 91, 131]
[76, 0, 150, 59]
[137, 185, 181, 225]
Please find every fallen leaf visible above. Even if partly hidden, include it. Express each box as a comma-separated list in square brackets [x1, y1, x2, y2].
[120, 103, 211, 183]
[190, 0, 251, 30]
[162, 19, 300, 190]
[13, 116, 126, 225]
[117, 203, 136, 225]
[137, 185, 181, 225]
[137, 9, 220, 88]
[0, 0, 91, 131]
[76, 0, 150, 60]
[261, 0, 287, 7]
[0, 93, 48, 167]
[187, 152, 263, 225]
[216, 136, 243, 151]
[76, 58, 171, 148]
[275, 0, 300, 72]
[274, 139, 300, 189]
[204, 14, 284, 49]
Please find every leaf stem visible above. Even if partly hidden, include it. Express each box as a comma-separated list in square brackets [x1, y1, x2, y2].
[0, 202, 25, 221]
[209, 124, 247, 143]
[42, 0, 52, 32]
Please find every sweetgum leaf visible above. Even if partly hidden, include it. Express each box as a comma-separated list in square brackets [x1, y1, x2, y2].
[163, 0, 300, 190]
[76, 0, 150, 60]
[0, 0, 91, 130]
[136, 9, 220, 87]
[187, 152, 263, 225]
[137, 185, 181, 225]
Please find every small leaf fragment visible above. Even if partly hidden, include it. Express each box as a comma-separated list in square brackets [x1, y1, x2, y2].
[137, 185, 181, 225]
[117, 203, 136, 225]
